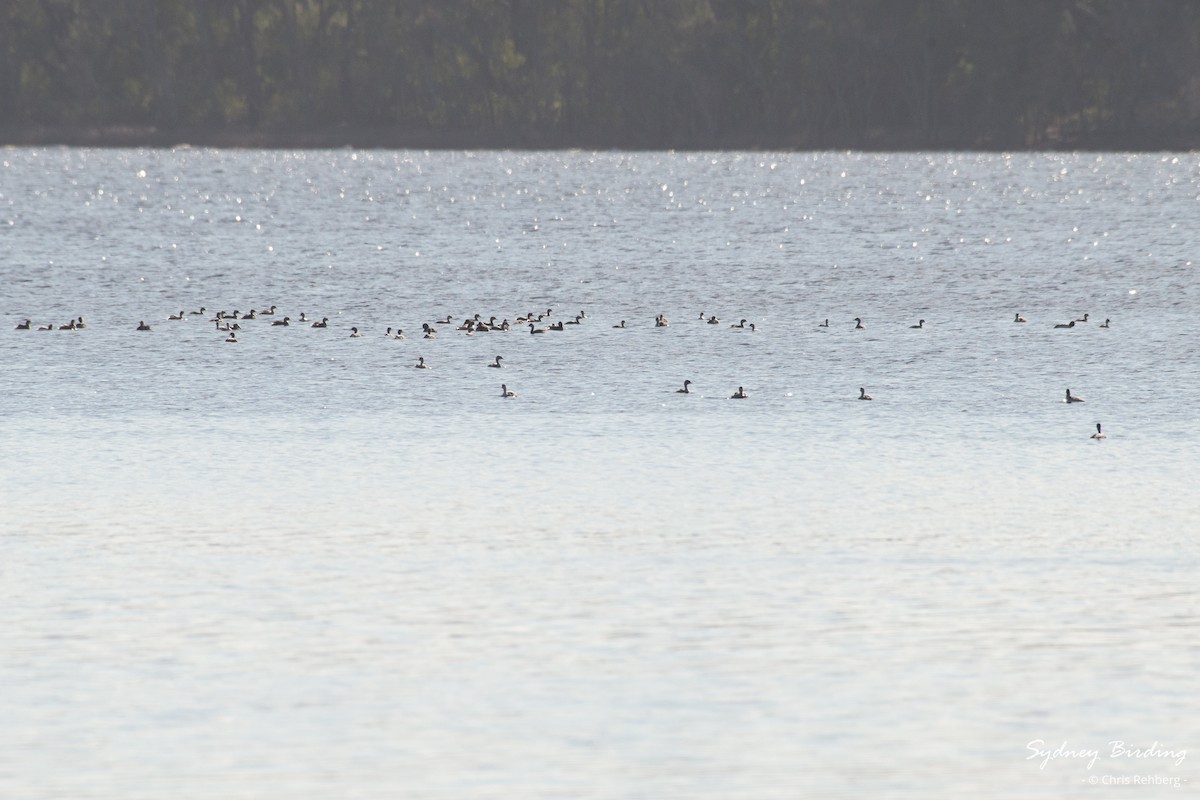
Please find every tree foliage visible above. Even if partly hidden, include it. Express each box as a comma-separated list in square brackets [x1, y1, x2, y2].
[2, 0, 1198, 148]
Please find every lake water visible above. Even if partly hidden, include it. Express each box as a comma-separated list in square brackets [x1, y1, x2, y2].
[1, 148, 1197, 798]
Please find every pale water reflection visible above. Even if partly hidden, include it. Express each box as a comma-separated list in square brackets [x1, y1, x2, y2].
[1, 149, 1197, 798]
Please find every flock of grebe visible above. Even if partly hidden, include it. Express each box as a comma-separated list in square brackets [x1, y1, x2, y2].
[14, 305, 1113, 436]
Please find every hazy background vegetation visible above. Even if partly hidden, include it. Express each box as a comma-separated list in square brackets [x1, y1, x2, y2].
[2, 0, 1199, 149]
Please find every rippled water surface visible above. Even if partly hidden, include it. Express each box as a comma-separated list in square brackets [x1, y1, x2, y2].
[2, 149, 1198, 798]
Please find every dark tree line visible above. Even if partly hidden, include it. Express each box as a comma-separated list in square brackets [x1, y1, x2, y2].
[2, 0, 1199, 149]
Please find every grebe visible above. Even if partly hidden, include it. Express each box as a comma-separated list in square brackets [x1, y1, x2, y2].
[414, 357, 430, 369]
[818, 319, 829, 327]
[1014, 313, 1026, 323]
[858, 387, 873, 400]
[168, 310, 185, 320]
[676, 380, 693, 394]
[613, 320, 626, 328]
[394, 328, 405, 339]
[14, 319, 30, 330]
[225, 331, 237, 343]
[312, 317, 328, 328]
[730, 319, 747, 328]
[1100, 318, 1111, 328]
[349, 327, 361, 337]
[75, 317, 86, 329]
[730, 386, 748, 399]
[1075, 312, 1089, 322]
[1053, 320, 1075, 329]
[271, 316, 290, 326]
[58, 320, 75, 330]
[528, 322, 546, 334]
[910, 319, 925, 329]
[549, 320, 564, 331]
[1090, 423, 1106, 439]
[261, 305, 277, 316]
[136, 321, 152, 331]
[854, 317, 864, 329]
[190, 307, 206, 315]
[1065, 388, 1085, 403]
[241, 309, 256, 319]
[500, 383, 517, 398]
[489, 356, 504, 368]
[707, 315, 720, 325]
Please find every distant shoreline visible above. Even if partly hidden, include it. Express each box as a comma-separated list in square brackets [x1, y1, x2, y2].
[4, 124, 1199, 152]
